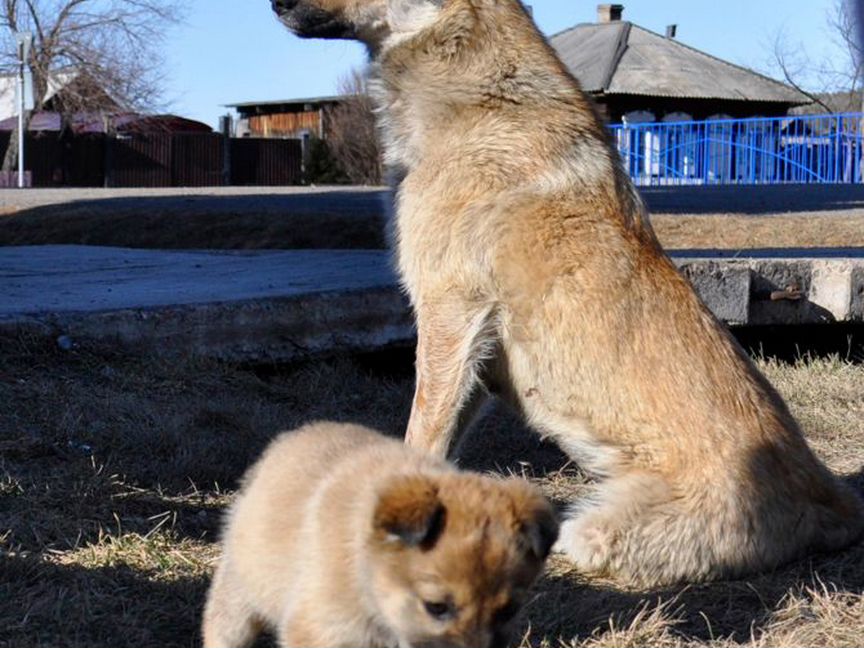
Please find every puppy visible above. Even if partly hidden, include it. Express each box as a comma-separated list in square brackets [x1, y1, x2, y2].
[201, 421, 558, 647]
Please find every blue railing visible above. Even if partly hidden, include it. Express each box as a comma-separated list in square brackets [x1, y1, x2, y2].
[609, 113, 863, 186]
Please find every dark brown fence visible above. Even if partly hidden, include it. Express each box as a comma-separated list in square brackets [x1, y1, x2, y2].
[0, 132, 104, 187]
[0, 132, 303, 187]
[108, 134, 170, 187]
[231, 137, 303, 185]
[173, 134, 225, 186]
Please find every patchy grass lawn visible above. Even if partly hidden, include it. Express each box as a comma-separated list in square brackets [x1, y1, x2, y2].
[1, 336, 862, 648]
[1, 186, 862, 251]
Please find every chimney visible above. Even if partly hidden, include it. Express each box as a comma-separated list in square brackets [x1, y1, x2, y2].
[597, 4, 624, 23]
[665, 24, 677, 39]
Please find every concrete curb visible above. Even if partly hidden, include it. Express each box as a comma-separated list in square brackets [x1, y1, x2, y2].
[1, 287, 415, 363]
[676, 256, 864, 326]
[1, 246, 862, 362]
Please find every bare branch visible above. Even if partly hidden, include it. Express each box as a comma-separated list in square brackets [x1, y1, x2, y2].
[2, 0, 18, 31]
[771, 29, 834, 112]
[23, 0, 44, 44]
[47, 0, 92, 47]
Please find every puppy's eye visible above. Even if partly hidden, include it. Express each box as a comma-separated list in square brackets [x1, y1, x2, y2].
[423, 600, 455, 620]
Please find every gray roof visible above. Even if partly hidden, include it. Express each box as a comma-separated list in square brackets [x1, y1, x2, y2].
[550, 22, 808, 104]
[225, 95, 345, 109]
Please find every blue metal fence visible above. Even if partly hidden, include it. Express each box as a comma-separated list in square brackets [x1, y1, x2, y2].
[609, 113, 864, 186]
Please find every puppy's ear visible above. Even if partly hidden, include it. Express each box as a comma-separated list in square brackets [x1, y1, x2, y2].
[373, 475, 447, 549]
[506, 483, 559, 560]
[521, 504, 559, 560]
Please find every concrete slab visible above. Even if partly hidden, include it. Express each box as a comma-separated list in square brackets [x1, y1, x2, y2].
[1, 245, 862, 362]
[0, 245, 397, 315]
[0, 245, 413, 361]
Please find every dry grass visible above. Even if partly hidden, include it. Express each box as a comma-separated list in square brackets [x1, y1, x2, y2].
[652, 214, 864, 250]
[0, 336, 862, 648]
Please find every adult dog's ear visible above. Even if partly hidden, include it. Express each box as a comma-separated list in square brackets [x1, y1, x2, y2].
[388, 0, 445, 34]
[373, 475, 447, 549]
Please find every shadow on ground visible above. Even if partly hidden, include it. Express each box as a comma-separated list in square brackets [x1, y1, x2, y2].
[0, 191, 390, 249]
[641, 184, 864, 215]
[0, 553, 214, 648]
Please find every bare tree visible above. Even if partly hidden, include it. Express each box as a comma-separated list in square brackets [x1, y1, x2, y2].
[0, 0, 182, 171]
[324, 69, 382, 185]
[771, 0, 863, 113]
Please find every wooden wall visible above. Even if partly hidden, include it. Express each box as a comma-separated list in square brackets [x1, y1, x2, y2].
[248, 111, 322, 138]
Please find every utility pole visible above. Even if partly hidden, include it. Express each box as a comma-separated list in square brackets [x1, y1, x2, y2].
[15, 32, 33, 189]
[219, 114, 232, 186]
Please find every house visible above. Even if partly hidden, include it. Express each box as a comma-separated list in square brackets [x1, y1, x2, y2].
[0, 67, 116, 121]
[550, 4, 809, 124]
[224, 96, 344, 139]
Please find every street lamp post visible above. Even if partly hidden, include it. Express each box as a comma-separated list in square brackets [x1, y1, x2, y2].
[15, 32, 32, 189]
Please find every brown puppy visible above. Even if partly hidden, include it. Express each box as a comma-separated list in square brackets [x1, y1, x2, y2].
[270, 0, 863, 586]
[201, 421, 558, 648]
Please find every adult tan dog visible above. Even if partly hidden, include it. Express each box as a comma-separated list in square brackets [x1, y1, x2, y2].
[271, 0, 863, 586]
[202, 421, 557, 648]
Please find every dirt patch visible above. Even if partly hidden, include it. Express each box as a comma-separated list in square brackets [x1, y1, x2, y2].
[1, 337, 862, 648]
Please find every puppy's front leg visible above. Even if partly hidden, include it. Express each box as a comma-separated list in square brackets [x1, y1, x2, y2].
[404, 294, 497, 458]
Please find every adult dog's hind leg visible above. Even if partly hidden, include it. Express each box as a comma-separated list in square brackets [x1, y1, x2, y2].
[404, 295, 498, 458]
[555, 469, 740, 586]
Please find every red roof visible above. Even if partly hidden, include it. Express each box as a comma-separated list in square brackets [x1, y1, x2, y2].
[0, 111, 213, 133]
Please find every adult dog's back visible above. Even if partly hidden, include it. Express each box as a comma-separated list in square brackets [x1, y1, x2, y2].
[272, 0, 864, 586]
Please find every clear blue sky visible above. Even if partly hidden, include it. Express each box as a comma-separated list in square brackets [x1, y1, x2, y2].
[162, 0, 845, 128]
